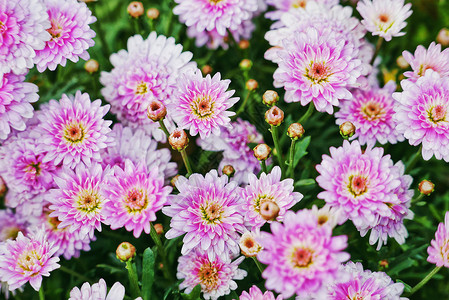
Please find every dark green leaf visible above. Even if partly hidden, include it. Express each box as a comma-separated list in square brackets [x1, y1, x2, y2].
[142, 247, 155, 300]
[293, 136, 311, 168]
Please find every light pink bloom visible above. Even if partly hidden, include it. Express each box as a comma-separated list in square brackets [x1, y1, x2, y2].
[0, 210, 28, 242]
[427, 211, 449, 268]
[239, 285, 282, 300]
[69, 278, 125, 300]
[265, 0, 339, 21]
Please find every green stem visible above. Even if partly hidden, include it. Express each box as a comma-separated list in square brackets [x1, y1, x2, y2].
[411, 193, 425, 204]
[133, 18, 141, 35]
[180, 149, 193, 176]
[408, 266, 441, 296]
[271, 125, 286, 177]
[149, 222, 173, 282]
[39, 285, 45, 300]
[287, 139, 297, 178]
[260, 160, 268, 174]
[59, 265, 92, 283]
[405, 145, 422, 174]
[164, 6, 173, 37]
[148, 19, 155, 32]
[251, 257, 265, 275]
[297, 102, 314, 124]
[370, 37, 384, 65]
[158, 120, 170, 137]
[235, 90, 252, 117]
[125, 260, 141, 299]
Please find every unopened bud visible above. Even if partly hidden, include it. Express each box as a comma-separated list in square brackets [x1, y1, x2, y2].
[419, 180, 434, 196]
[239, 59, 252, 71]
[0, 176, 6, 197]
[265, 106, 284, 126]
[116, 242, 136, 262]
[169, 129, 189, 151]
[171, 175, 181, 187]
[339, 121, 356, 139]
[437, 28, 449, 47]
[201, 65, 213, 75]
[222, 165, 235, 177]
[245, 79, 258, 91]
[128, 1, 144, 18]
[253, 144, 271, 161]
[146, 8, 159, 20]
[259, 201, 280, 221]
[154, 223, 163, 235]
[147, 99, 167, 122]
[262, 90, 279, 106]
[287, 123, 305, 140]
[379, 259, 389, 269]
[396, 55, 409, 69]
[84, 59, 99, 74]
[238, 40, 250, 50]
[239, 232, 262, 257]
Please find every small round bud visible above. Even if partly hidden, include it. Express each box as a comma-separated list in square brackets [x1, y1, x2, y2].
[287, 123, 305, 140]
[154, 223, 163, 235]
[239, 59, 252, 71]
[171, 175, 181, 187]
[265, 106, 284, 126]
[201, 65, 213, 75]
[222, 165, 235, 177]
[396, 55, 409, 69]
[146, 8, 159, 20]
[0, 176, 6, 197]
[128, 2, 144, 18]
[259, 200, 280, 221]
[238, 40, 250, 50]
[245, 79, 258, 91]
[84, 59, 99, 74]
[437, 28, 449, 47]
[262, 90, 279, 106]
[147, 99, 167, 122]
[419, 180, 435, 196]
[339, 121, 356, 139]
[239, 232, 262, 257]
[379, 259, 389, 269]
[116, 242, 136, 262]
[253, 144, 271, 161]
[169, 129, 189, 151]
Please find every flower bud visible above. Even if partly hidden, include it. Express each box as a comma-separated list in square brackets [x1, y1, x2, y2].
[116, 242, 136, 262]
[265, 106, 284, 126]
[339, 121, 356, 139]
[437, 28, 449, 47]
[128, 2, 144, 18]
[253, 144, 271, 161]
[0, 176, 6, 197]
[171, 175, 181, 187]
[222, 165, 235, 177]
[419, 180, 434, 196]
[154, 223, 163, 235]
[239, 232, 262, 257]
[238, 40, 250, 50]
[147, 99, 167, 122]
[259, 200, 280, 221]
[379, 259, 389, 269]
[262, 90, 279, 106]
[84, 59, 99, 74]
[396, 55, 409, 69]
[239, 59, 252, 71]
[169, 129, 189, 151]
[287, 123, 305, 140]
[201, 65, 213, 75]
[245, 79, 258, 91]
[146, 8, 159, 20]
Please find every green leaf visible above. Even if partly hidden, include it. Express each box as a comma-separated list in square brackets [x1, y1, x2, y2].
[294, 178, 316, 188]
[96, 264, 125, 275]
[181, 284, 201, 300]
[293, 136, 311, 168]
[141, 247, 155, 300]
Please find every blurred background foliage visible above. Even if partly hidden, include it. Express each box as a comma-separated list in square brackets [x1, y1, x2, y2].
[5, 0, 448, 299]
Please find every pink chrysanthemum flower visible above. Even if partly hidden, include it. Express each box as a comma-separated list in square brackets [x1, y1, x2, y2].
[173, 0, 258, 36]
[402, 42, 449, 82]
[35, 0, 96, 72]
[240, 166, 303, 229]
[329, 261, 405, 299]
[197, 118, 264, 185]
[69, 278, 125, 300]
[393, 70, 449, 162]
[316, 140, 413, 249]
[335, 81, 405, 146]
[257, 209, 349, 298]
[0, 227, 60, 291]
[427, 211, 449, 268]
[103, 159, 172, 238]
[310, 204, 344, 229]
[0, 0, 50, 74]
[37, 91, 113, 169]
[170, 70, 238, 138]
[0, 72, 39, 140]
[239, 285, 282, 300]
[177, 249, 247, 300]
[101, 124, 177, 181]
[163, 170, 245, 260]
[49, 163, 110, 239]
[273, 27, 363, 114]
[265, 0, 339, 21]
[100, 33, 196, 142]
[356, 0, 412, 42]
[0, 210, 28, 242]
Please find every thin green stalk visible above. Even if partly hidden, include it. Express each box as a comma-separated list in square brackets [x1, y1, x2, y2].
[180, 149, 193, 176]
[405, 145, 422, 174]
[260, 160, 268, 174]
[158, 120, 170, 137]
[149, 222, 173, 282]
[408, 266, 441, 296]
[370, 37, 384, 65]
[133, 18, 141, 35]
[251, 257, 265, 275]
[411, 193, 425, 204]
[164, 6, 173, 37]
[59, 265, 92, 283]
[271, 125, 286, 177]
[125, 260, 141, 299]
[235, 90, 252, 117]
[297, 102, 314, 124]
[287, 139, 296, 178]
[39, 285, 45, 300]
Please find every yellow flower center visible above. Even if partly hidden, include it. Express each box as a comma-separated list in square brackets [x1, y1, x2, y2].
[124, 188, 148, 213]
[76, 190, 102, 213]
[201, 202, 223, 224]
[428, 104, 447, 124]
[191, 95, 214, 119]
[348, 175, 368, 197]
[135, 81, 148, 95]
[292, 0, 307, 8]
[305, 62, 330, 84]
[63, 122, 85, 144]
[198, 262, 220, 292]
[362, 101, 384, 120]
[290, 247, 313, 269]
